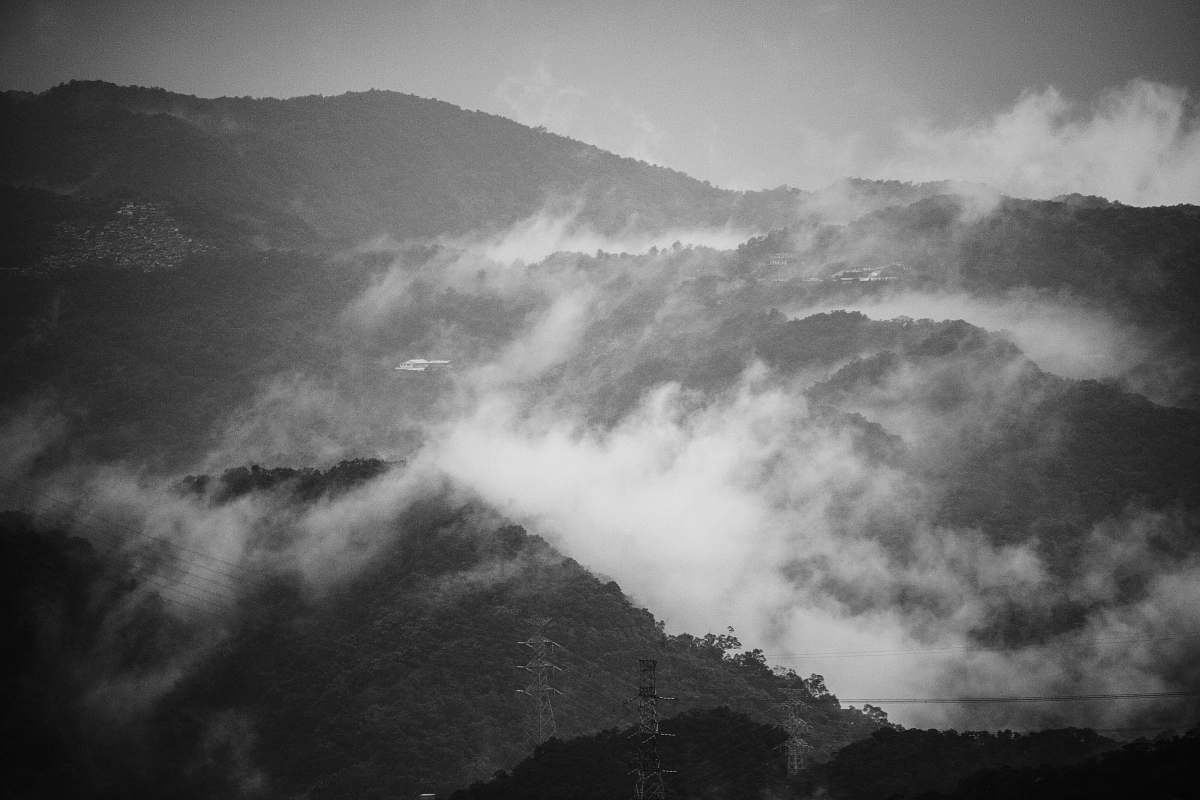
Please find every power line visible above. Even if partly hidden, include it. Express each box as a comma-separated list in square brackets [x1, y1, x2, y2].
[9, 491, 1197, 735]
[27, 489, 270, 579]
[633, 658, 673, 800]
[516, 618, 563, 744]
[16, 491, 258, 597]
[777, 689, 814, 775]
[762, 633, 1200, 661]
[834, 691, 1200, 704]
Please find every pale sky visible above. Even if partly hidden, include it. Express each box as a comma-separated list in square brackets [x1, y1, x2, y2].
[3, 0, 1199, 197]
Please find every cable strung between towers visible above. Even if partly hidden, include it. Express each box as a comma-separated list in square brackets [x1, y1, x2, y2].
[516, 618, 563, 744]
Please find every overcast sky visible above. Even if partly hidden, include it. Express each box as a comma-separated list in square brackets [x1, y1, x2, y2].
[3, 0, 1199, 195]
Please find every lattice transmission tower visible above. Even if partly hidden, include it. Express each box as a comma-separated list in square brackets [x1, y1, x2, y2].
[516, 618, 562, 744]
[777, 689, 815, 775]
[633, 658, 674, 800]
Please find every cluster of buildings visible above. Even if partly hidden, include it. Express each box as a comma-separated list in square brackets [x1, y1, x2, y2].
[760, 253, 912, 284]
[828, 264, 909, 282]
[34, 201, 212, 272]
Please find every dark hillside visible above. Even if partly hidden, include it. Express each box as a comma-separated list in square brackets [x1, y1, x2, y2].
[152, 487, 878, 797]
[802, 194, 1200, 405]
[802, 726, 1119, 799]
[944, 729, 1200, 800]
[452, 720, 1152, 800]
[798, 725, 1200, 800]
[449, 707, 790, 800]
[0, 250, 362, 466]
[1, 469, 885, 799]
[2, 81, 1199, 800]
[0, 81, 799, 250]
[806, 322, 1200, 544]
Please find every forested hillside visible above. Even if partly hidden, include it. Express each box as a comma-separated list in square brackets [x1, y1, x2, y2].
[3, 80, 1200, 798]
[0, 81, 799, 249]
[799, 725, 1199, 800]
[798, 194, 1200, 405]
[450, 708, 792, 799]
[2, 465, 884, 798]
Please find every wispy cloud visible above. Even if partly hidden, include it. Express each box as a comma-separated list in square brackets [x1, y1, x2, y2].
[874, 80, 1200, 206]
[792, 288, 1152, 385]
[13, 192, 1196, 734]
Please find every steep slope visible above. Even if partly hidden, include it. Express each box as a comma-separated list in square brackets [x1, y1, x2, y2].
[450, 720, 1150, 800]
[3, 81, 1199, 793]
[1, 467, 885, 799]
[797, 193, 1200, 405]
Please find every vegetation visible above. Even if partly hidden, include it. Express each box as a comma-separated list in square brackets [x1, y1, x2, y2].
[0, 470, 886, 798]
[0, 81, 799, 247]
[4, 81, 1200, 797]
[449, 721, 1200, 799]
[942, 728, 1200, 800]
[450, 707, 789, 800]
[799, 725, 1199, 800]
[804, 726, 1117, 798]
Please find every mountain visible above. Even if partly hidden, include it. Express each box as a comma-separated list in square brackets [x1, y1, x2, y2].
[802, 725, 1199, 800]
[7, 480, 1197, 798]
[450, 720, 1141, 800]
[4, 80, 1200, 798]
[1, 468, 885, 799]
[0, 249, 360, 465]
[0, 81, 800, 252]
[795, 193, 1200, 406]
[449, 707, 791, 799]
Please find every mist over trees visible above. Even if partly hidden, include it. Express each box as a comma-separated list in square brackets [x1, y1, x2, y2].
[0, 470, 885, 798]
[2, 82, 1199, 796]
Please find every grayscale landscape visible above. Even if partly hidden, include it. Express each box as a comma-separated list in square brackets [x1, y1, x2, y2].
[2, 2, 1199, 798]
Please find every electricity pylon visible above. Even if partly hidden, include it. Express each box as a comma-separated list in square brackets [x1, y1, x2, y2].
[777, 689, 815, 775]
[633, 658, 674, 800]
[516, 618, 562, 744]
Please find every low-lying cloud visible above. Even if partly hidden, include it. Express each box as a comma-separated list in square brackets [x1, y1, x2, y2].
[499, 74, 1200, 207]
[8, 190, 1196, 736]
[460, 206, 753, 265]
[872, 80, 1200, 206]
[793, 288, 1152, 384]
[427, 345, 1198, 728]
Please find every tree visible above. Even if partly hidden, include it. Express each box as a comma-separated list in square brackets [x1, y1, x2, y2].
[804, 674, 830, 698]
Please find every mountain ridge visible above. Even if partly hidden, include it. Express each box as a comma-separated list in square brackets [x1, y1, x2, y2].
[0, 80, 802, 247]
[0, 470, 886, 798]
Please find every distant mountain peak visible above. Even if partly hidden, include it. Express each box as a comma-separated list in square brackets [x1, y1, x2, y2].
[1, 81, 801, 249]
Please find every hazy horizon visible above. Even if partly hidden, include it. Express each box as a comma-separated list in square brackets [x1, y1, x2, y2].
[3, 4, 1199, 794]
[4, 1, 1199, 202]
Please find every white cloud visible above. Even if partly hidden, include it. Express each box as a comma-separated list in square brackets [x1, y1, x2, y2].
[467, 206, 752, 264]
[875, 80, 1200, 206]
[0, 400, 67, 487]
[793, 289, 1151, 384]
